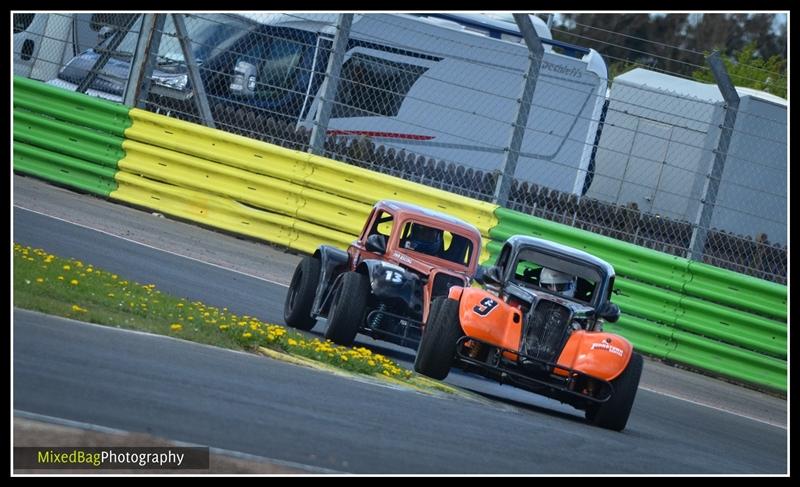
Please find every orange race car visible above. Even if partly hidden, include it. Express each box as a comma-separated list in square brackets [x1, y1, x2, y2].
[414, 235, 643, 431]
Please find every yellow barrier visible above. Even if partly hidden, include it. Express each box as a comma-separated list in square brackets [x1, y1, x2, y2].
[125, 109, 312, 183]
[111, 172, 354, 252]
[119, 139, 370, 241]
[123, 109, 498, 262]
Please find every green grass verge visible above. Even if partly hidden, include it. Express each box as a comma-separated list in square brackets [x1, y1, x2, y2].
[13, 242, 426, 384]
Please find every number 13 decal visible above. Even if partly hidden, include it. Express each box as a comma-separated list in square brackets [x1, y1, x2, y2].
[473, 297, 498, 316]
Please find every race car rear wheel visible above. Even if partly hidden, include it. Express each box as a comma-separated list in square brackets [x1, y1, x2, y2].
[414, 297, 463, 380]
[585, 352, 643, 431]
[324, 271, 369, 347]
[284, 256, 321, 331]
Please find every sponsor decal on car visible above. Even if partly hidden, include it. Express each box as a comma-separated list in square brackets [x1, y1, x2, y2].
[392, 251, 413, 265]
[590, 341, 624, 357]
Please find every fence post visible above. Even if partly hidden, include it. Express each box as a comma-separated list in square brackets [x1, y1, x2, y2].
[492, 13, 543, 207]
[77, 14, 139, 94]
[308, 14, 353, 156]
[172, 14, 216, 128]
[687, 51, 740, 261]
[123, 14, 164, 107]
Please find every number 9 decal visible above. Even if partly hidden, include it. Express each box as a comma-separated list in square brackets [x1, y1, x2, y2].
[473, 297, 498, 316]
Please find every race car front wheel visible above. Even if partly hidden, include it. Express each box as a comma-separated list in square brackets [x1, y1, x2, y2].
[414, 297, 463, 380]
[324, 271, 369, 347]
[284, 256, 321, 331]
[585, 352, 643, 431]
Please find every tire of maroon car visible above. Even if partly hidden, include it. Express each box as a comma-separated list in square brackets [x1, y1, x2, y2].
[414, 297, 463, 380]
[284, 256, 321, 331]
[324, 271, 369, 347]
[585, 351, 644, 431]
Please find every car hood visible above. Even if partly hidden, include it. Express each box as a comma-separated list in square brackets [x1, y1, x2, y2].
[58, 50, 190, 96]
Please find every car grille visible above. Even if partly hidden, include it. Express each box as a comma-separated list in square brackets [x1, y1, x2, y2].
[523, 300, 572, 363]
[431, 273, 465, 298]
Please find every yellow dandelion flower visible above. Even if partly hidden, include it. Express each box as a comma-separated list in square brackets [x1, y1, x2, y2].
[57, 276, 64, 281]
[242, 332, 252, 339]
[111, 274, 118, 280]
[219, 325, 229, 330]
[340, 355, 349, 361]
[177, 303, 184, 308]
[62, 265, 71, 270]
[108, 293, 115, 297]
[367, 360, 376, 367]
[70, 279, 79, 286]
[170, 323, 183, 332]
[71, 305, 87, 313]
[86, 268, 93, 273]
[35, 278, 44, 283]
[287, 338, 298, 346]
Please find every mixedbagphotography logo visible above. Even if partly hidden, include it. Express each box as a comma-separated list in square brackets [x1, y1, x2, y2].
[14, 447, 210, 470]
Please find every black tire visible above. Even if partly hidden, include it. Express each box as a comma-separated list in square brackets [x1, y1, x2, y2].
[283, 256, 321, 331]
[414, 297, 463, 380]
[585, 352, 643, 431]
[324, 271, 370, 346]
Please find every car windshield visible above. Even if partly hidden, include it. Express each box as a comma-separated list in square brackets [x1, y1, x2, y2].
[103, 14, 252, 63]
[398, 220, 473, 268]
[511, 248, 602, 305]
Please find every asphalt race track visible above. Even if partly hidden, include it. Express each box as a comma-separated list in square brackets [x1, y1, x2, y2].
[13, 178, 787, 474]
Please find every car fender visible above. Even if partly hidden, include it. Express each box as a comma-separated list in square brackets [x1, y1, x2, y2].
[358, 260, 424, 316]
[448, 286, 464, 301]
[312, 245, 349, 315]
[457, 287, 522, 353]
[554, 330, 633, 381]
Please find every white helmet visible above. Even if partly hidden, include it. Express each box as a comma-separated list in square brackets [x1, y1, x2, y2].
[540, 268, 576, 298]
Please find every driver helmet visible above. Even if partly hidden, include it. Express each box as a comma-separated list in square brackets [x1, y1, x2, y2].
[540, 268, 577, 298]
[404, 223, 442, 255]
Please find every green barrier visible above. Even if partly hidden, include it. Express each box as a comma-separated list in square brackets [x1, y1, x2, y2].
[490, 210, 691, 291]
[668, 329, 786, 392]
[685, 261, 786, 321]
[13, 76, 131, 136]
[676, 296, 786, 359]
[613, 279, 785, 359]
[604, 315, 676, 359]
[14, 142, 118, 196]
[614, 278, 682, 325]
[14, 109, 125, 168]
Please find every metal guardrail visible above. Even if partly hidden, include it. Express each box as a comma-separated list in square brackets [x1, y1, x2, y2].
[121, 107, 499, 258]
[14, 76, 131, 135]
[12, 76, 127, 196]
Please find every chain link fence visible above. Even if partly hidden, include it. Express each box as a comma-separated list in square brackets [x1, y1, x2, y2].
[13, 12, 788, 284]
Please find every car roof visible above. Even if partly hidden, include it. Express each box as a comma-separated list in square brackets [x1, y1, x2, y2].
[505, 235, 615, 277]
[377, 200, 481, 237]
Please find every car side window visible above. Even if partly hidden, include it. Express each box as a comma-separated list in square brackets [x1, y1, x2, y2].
[368, 211, 394, 246]
[575, 278, 596, 302]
